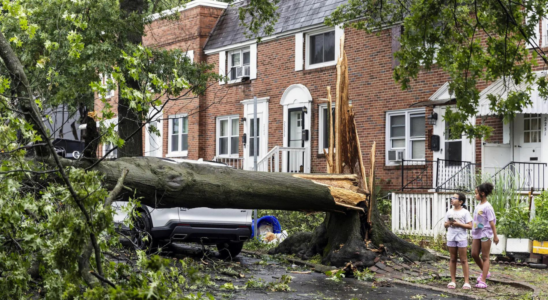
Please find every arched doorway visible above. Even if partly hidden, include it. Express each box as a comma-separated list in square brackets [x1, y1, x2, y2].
[280, 84, 312, 173]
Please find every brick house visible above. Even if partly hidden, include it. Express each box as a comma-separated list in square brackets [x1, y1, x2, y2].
[95, 0, 548, 195]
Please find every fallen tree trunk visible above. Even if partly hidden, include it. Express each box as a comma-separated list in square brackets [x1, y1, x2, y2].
[60, 157, 366, 212]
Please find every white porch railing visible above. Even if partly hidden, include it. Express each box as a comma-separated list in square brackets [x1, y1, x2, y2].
[213, 156, 244, 169]
[257, 146, 309, 173]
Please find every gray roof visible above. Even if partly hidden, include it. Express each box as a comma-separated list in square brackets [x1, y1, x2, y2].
[204, 0, 348, 51]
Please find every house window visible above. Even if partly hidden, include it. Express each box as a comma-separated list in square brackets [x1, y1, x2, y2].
[305, 29, 336, 69]
[103, 142, 118, 159]
[99, 73, 115, 99]
[524, 113, 542, 143]
[309, 31, 335, 65]
[100, 117, 118, 159]
[168, 115, 188, 156]
[318, 104, 336, 153]
[228, 48, 250, 80]
[249, 118, 260, 156]
[386, 109, 425, 164]
[217, 115, 239, 157]
[445, 121, 462, 165]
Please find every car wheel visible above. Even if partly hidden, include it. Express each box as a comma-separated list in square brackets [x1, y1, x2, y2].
[129, 210, 156, 251]
[217, 241, 244, 259]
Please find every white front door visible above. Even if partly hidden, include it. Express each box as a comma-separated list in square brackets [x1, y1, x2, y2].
[242, 98, 269, 170]
[513, 114, 544, 190]
[514, 114, 542, 162]
[287, 108, 305, 173]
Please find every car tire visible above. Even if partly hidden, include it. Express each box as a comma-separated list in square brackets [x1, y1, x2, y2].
[129, 209, 157, 252]
[217, 241, 244, 259]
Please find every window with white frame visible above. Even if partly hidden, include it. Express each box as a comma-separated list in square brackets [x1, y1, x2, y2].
[168, 115, 188, 156]
[524, 113, 542, 143]
[318, 104, 336, 154]
[228, 48, 250, 80]
[306, 29, 335, 68]
[445, 120, 462, 165]
[386, 109, 425, 164]
[216, 115, 239, 157]
[99, 73, 115, 98]
[101, 117, 118, 159]
[103, 142, 118, 159]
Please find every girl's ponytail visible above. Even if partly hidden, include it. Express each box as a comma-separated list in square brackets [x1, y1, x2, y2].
[457, 192, 467, 209]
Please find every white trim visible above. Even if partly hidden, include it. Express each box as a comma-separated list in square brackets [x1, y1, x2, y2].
[385, 108, 426, 166]
[318, 103, 335, 154]
[204, 23, 329, 55]
[429, 82, 454, 101]
[295, 33, 304, 71]
[280, 84, 312, 105]
[249, 43, 257, 79]
[305, 27, 338, 70]
[240, 97, 270, 105]
[216, 114, 240, 158]
[218, 51, 226, 85]
[148, 0, 228, 21]
[206, 40, 258, 55]
[167, 114, 189, 157]
[145, 108, 163, 157]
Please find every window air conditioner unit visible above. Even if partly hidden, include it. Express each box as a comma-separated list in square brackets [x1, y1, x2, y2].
[388, 149, 404, 162]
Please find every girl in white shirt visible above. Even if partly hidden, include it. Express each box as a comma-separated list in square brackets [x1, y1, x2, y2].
[444, 192, 473, 290]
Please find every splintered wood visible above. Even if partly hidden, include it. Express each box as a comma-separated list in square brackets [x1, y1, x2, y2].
[322, 34, 375, 213]
[293, 174, 365, 212]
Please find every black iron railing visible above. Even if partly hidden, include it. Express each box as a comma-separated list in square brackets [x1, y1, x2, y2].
[400, 158, 477, 191]
[435, 161, 476, 192]
[490, 162, 547, 192]
[400, 159, 435, 190]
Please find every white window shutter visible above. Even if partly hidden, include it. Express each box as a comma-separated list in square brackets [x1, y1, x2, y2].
[250, 43, 257, 79]
[219, 51, 226, 85]
[335, 25, 344, 61]
[295, 33, 303, 71]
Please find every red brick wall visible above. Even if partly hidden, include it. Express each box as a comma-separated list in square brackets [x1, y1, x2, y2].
[95, 5, 523, 192]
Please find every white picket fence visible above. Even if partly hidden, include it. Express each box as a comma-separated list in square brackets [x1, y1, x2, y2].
[391, 192, 536, 237]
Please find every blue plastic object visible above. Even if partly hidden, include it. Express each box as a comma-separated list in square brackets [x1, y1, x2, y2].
[251, 215, 282, 238]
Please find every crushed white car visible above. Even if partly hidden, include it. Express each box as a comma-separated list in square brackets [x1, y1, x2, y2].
[113, 158, 252, 258]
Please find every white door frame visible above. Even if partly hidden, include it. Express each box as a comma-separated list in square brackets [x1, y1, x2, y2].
[280, 84, 312, 173]
[242, 97, 269, 170]
[145, 107, 163, 157]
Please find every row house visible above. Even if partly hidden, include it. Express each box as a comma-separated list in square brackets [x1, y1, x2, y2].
[95, 0, 548, 196]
